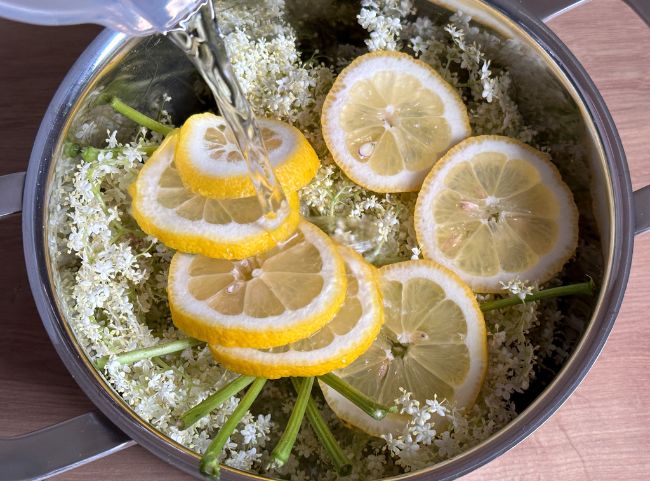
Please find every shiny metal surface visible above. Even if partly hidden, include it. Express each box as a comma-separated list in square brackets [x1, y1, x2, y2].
[0, 172, 26, 218]
[0, 412, 133, 481]
[9, 0, 650, 480]
[517, 0, 590, 22]
[635, 186, 650, 235]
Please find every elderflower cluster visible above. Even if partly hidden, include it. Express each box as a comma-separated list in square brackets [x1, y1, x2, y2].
[218, 0, 335, 154]
[357, 0, 415, 51]
[301, 164, 419, 263]
[500, 278, 535, 300]
[63, 131, 163, 356]
[401, 10, 537, 142]
[381, 389, 447, 469]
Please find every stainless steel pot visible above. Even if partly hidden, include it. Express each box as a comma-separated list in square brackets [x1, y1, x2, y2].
[1, 0, 649, 480]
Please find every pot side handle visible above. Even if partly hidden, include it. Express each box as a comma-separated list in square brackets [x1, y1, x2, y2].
[0, 412, 134, 481]
[505, 0, 589, 22]
[1, 171, 134, 479]
[511, 0, 650, 26]
[0, 172, 26, 218]
[635, 186, 650, 235]
[511, 0, 650, 236]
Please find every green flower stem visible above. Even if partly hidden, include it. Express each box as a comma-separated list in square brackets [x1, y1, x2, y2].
[110, 97, 174, 135]
[318, 373, 396, 420]
[290, 378, 352, 476]
[95, 338, 202, 370]
[181, 375, 256, 429]
[270, 377, 314, 468]
[81, 144, 159, 162]
[480, 280, 595, 312]
[200, 378, 267, 478]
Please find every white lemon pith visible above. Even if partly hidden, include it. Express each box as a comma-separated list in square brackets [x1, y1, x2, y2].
[321, 51, 471, 193]
[130, 134, 300, 260]
[175, 113, 320, 199]
[322, 260, 488, 437]
[168, 221, 347, 349]
[209, 246, 384, 378]
[415, 135, 579, 293]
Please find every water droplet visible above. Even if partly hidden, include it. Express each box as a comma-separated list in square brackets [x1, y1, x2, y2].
[459, 200, 479, 211]
[358, 141, 376, 159]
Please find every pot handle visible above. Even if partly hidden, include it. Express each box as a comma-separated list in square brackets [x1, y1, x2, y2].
[509, 0, 650, 25]
[0, 412, 134, 481]
[506, 0, 650, 235]
[635, 186, 650, 235]
[503, 0, 588, 22]
[0, 172, 26, 218]
[620, 1, 650, 234]
[0, 172, 134, 480]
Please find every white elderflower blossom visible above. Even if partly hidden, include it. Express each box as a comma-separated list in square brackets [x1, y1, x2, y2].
[75, 120, 98, 143]
[358, 0, 415, 51]
[240, 423, 259, 445]
[225, 448, 261, 471]
[500, 278, 535, 300]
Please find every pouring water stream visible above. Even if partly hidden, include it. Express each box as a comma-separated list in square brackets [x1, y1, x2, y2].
[0, 0, 288, 219]
[167, 1, 288, 219]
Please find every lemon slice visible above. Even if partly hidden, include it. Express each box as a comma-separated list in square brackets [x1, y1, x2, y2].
[175, 113, 320, 199]
[209, 246, 384, 378]
[321, 51, 470, 193]
[321, 260, 487, 437]
[130, 134, 300, 260]
[168, 220, 347, 348]
[415, 135, 579, 292]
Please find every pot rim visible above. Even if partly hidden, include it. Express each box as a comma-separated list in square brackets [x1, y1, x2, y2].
[21, 2, 634, 480]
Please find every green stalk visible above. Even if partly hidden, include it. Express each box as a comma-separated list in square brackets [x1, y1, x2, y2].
[110, 97, 174, 135]
[63, 142, 82, 158]
[318, 373, 396, 420]
[290, 378, 352, 476]
[270, 377, 314, 468]
[181, 375, 256, 429]
[480, 280, 595, 312]
[95, 338, 203, 370]
[200, 378, 267, 478]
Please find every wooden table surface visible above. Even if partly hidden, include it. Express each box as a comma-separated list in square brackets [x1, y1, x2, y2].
[1, 0, 649, 479]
